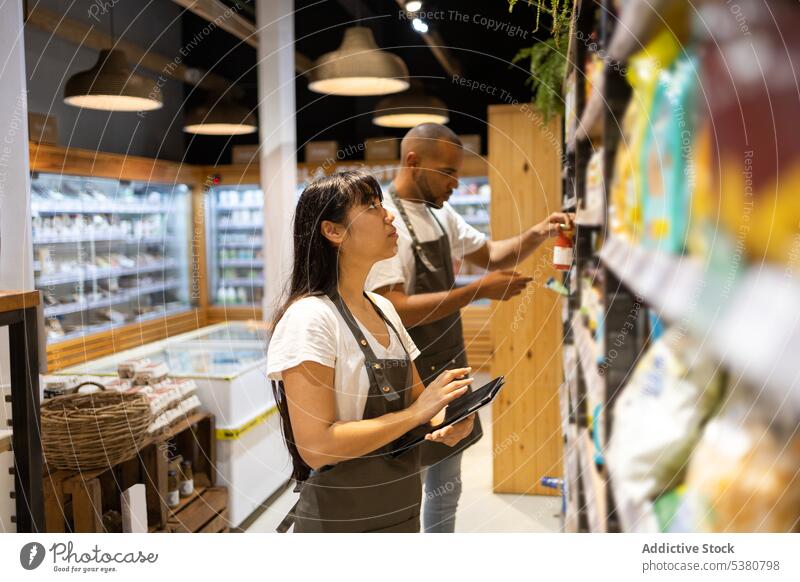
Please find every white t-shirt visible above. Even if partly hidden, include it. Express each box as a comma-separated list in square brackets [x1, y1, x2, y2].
[266, 292, 420, 422]
[365, 196, 487, 294]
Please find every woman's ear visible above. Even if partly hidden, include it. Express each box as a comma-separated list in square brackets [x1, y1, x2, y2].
[320, 219, 345, 247]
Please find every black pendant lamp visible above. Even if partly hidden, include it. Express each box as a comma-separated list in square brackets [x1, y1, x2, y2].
[183, 92, 257, 136]
[372, 81, 449, 127]
[63, 9, 161, 112]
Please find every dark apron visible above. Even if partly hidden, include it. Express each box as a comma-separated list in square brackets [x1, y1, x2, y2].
[279, 292, 422, 533]
[388, 186, 483, 466]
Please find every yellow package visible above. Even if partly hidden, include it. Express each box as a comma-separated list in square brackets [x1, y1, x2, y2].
[683, 400, 800, 532]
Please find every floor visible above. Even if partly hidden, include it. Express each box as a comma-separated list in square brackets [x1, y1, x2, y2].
[245, 373, 562, 533]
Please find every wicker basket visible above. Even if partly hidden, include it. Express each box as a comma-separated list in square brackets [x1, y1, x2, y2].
[41, 383, 154, 471]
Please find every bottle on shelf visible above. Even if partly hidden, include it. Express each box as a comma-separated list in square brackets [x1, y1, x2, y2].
[167, 470, 180, 508]
[179, 460, 194, 498]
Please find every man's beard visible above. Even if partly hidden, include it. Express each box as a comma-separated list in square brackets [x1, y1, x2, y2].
[415, 173, 441, 208]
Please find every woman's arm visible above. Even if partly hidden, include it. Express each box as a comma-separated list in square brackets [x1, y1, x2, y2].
[282, 361, 471, 470]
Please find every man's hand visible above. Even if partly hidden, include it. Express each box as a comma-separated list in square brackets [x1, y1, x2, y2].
[425, 414, 476, 447]
[470, 270, 532, 301]
[533, 212, 575, 239]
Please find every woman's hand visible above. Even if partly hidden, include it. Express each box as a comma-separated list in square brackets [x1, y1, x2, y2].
[411, 367, 472, 425]
[425, 414, 476, 447]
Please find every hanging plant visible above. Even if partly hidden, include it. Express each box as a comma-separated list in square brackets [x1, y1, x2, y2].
[508, 0, 573, 121]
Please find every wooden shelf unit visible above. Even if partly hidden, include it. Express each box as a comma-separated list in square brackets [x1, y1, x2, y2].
[561, 0, 629, 533]
[0, 290, 45, 532]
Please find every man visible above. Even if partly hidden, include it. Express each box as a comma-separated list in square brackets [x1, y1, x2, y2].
[366, 123, 574, 533]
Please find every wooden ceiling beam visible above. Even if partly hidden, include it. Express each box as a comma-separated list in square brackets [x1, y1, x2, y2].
[25, 5, 229, 91]
[170, 0, 314, 79]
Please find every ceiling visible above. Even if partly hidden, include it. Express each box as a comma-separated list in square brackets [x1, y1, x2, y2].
[183, 0, 546, 163]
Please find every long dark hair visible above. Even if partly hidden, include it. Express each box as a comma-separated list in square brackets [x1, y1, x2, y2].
[271, 170, 384, 482]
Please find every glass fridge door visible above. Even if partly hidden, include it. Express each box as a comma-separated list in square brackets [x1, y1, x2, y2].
[207, 185, 264, 306]
[31, 172, 191, 343]
[448, 175, 491, 289]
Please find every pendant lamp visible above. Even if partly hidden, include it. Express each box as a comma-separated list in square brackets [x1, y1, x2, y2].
[183, 93, 257, 136]
[64, 6, 162, 112]
[372, 81, 448, 127]
[64, 50, 162, 112]
[309, 27, 409, 96]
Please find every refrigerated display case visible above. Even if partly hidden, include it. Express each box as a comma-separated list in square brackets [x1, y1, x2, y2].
[31, 171, 192, 343]
[448, 175, 491, 288]
[205, 184, 264, 307]
[56, 321, 290, 527]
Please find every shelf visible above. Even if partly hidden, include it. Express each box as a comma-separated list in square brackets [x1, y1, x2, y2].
[0, 290, 40, 313]
[449, 193, 490, 206]
[167, 486, 205, 517]
[44, 281, 182, 317]
[31, 202, 171, 215]
[599, 236, 705, 323]
[601, 236, 800, 416]
[218, 278, 263, 287]
[576, 85, 605, 143]
[607, 0, 667, 65]
[36, 260, 180, 286]
[578, 428, 608, 533]
[218, 241, 262, 249]
[216, 204, 262, 211]
[218, 223, 263, 231]
[218, 260, 262, 269]
[33, 234, 172, 245]
[463, 216, 490, 226]
[50, 305, 190, 342]
[572, 312, 604, 422]
[711, 267, 800, 417]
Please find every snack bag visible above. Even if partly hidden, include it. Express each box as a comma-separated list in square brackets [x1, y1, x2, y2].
[606, 327, 725, 532]
[681, 396, 800, 532]
[640, 52, 698, 253]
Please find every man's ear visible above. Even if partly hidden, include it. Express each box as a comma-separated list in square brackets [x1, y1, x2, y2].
[320, 219, 345, 247]
[405, 151, 419, 168]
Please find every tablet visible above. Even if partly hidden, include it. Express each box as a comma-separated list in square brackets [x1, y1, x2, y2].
[389, 376, 505, 457]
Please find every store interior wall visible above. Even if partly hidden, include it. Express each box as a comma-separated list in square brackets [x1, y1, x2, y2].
[24, 0, 186, 161]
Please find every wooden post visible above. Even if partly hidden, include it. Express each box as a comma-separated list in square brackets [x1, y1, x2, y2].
[488, 104, 564, 495]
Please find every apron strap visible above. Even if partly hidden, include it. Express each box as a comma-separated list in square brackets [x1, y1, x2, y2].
[387, 184, 442, 273]
[276, 500, 299, 533]
[326, 290, 410, 402]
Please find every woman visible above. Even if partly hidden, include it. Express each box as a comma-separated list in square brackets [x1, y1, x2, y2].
[267, 171, 475, 533]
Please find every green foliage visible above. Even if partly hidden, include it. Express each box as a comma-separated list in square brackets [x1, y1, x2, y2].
[508, 1, 573, 121]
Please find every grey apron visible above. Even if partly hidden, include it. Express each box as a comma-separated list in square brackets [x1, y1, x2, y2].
[388, 186, 483, 466]
[280, 291, 422, 533]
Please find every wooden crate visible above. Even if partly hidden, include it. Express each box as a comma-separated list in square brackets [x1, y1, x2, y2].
[42, 411, 225, 533]
[161, 487, 229, 533]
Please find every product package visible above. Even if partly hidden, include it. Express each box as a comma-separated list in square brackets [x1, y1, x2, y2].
[606, 327, 725, 532]
[639, 52, 699, 253]
[678, 390, 800, 533]
[695, 0, 800, 270]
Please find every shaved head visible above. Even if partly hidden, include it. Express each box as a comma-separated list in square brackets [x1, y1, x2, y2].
[395, 123, 464, 209]
[400, 123, 462, 161]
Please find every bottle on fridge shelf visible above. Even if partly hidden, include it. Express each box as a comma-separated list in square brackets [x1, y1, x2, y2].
[237, 287, 248, 304]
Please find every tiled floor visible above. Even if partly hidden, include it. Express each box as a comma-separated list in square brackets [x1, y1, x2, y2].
[245, 373, 561, 533]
